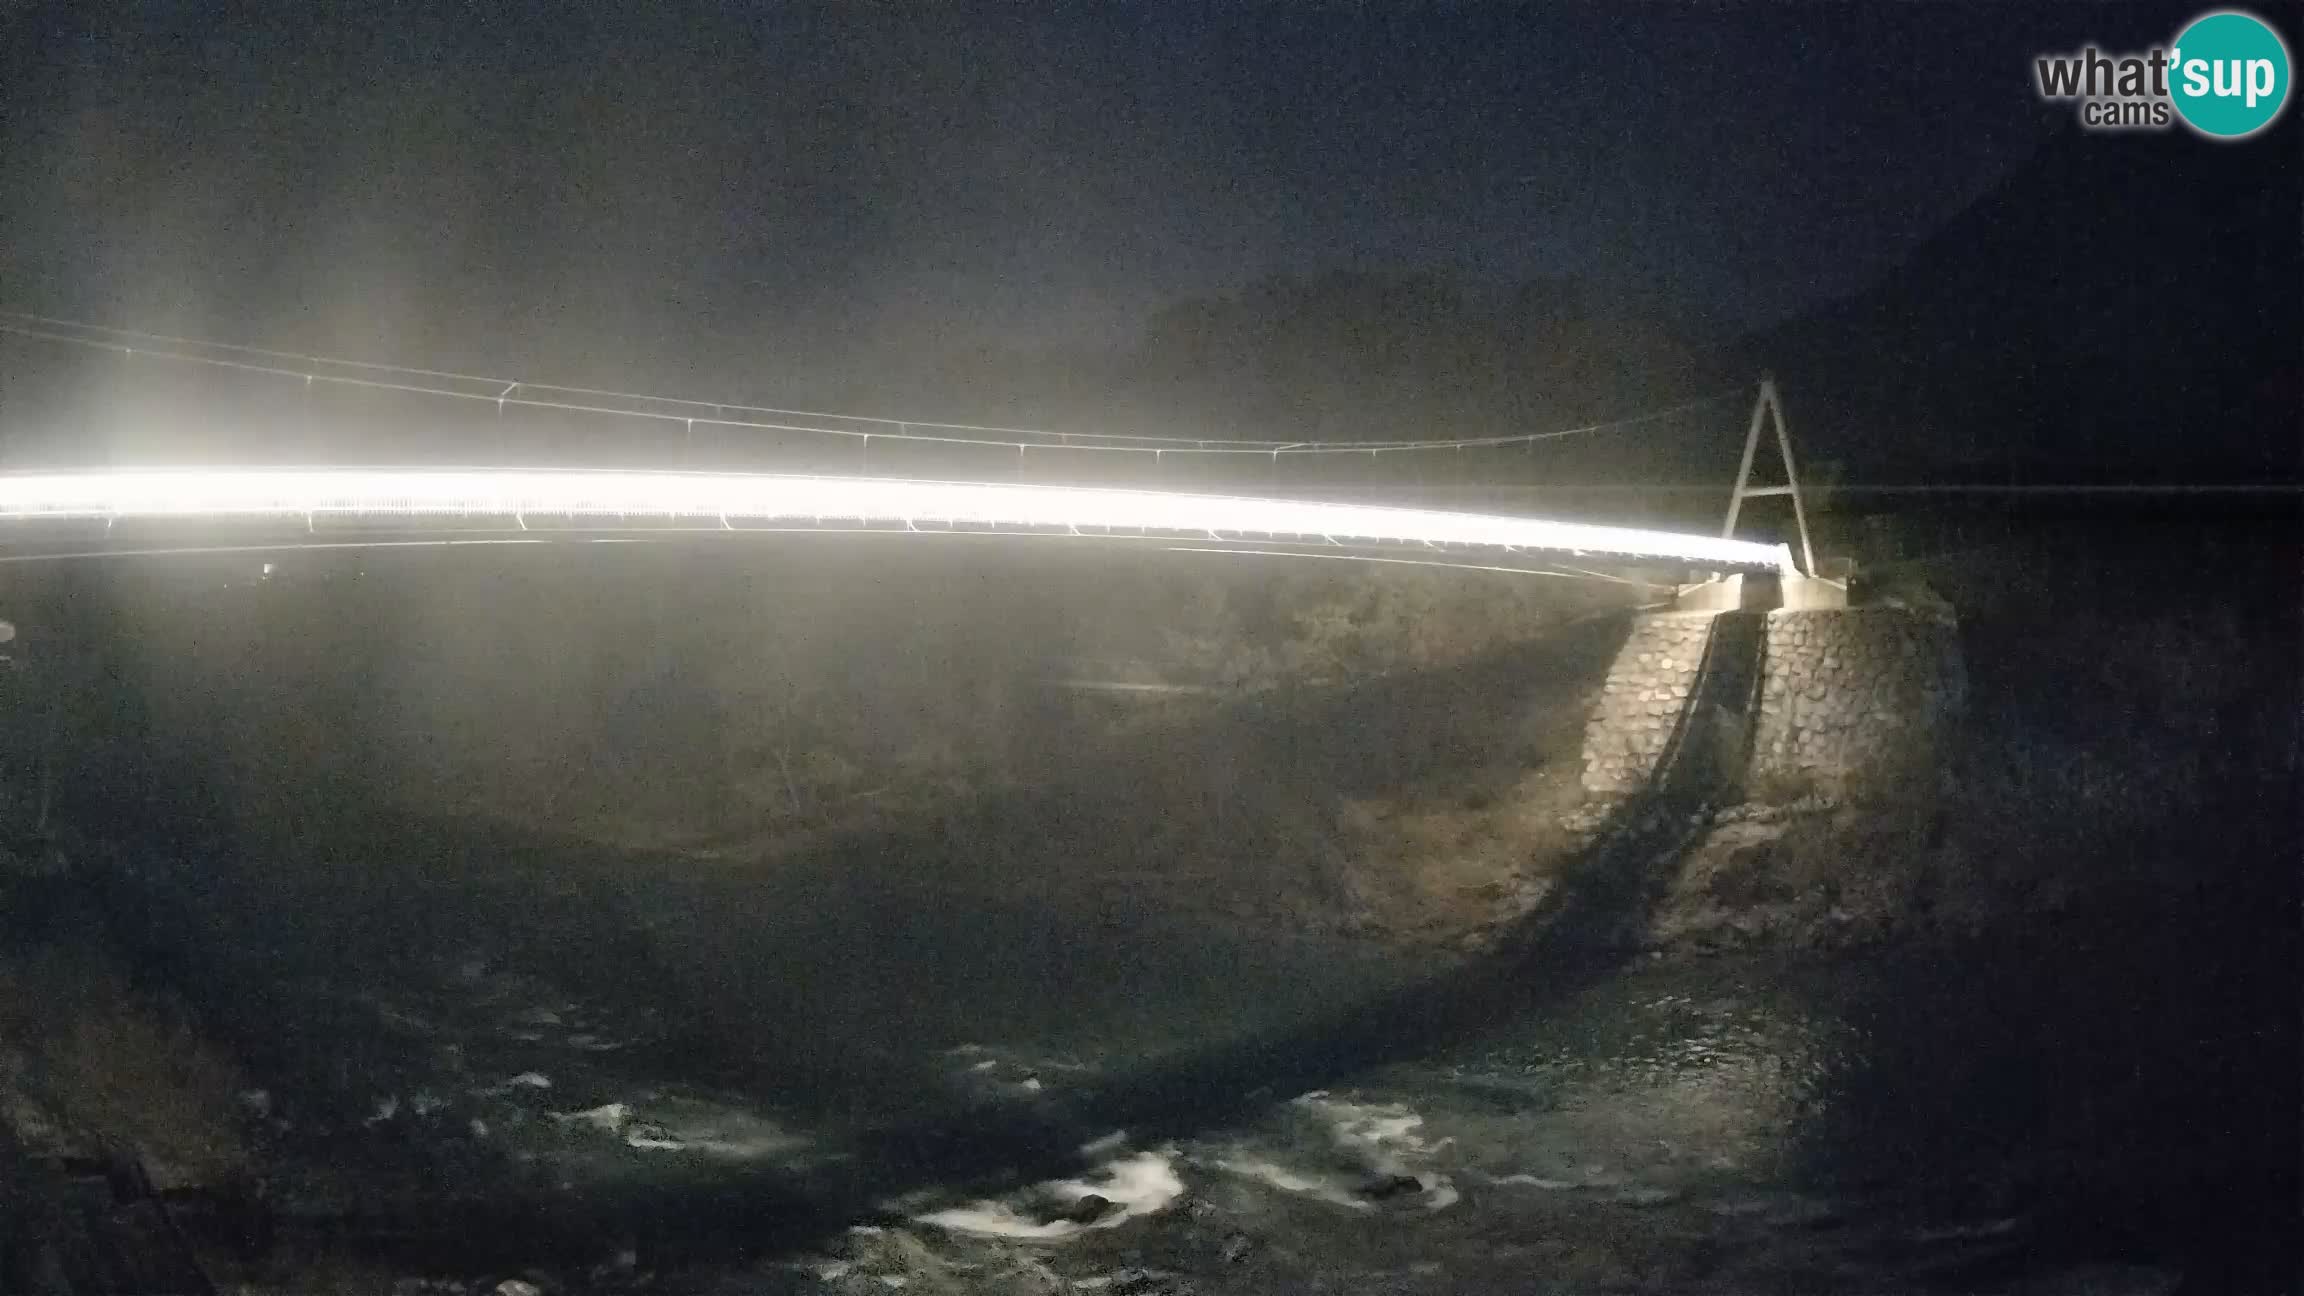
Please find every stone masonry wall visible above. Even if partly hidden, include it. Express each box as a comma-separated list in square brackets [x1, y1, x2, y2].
[1749, 607, 1964, 797]
[1580, 613, 1722, 795]
[1582, 607, 1963, 799]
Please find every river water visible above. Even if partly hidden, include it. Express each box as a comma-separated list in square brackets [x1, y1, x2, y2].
[102, 791, 2288, 1296]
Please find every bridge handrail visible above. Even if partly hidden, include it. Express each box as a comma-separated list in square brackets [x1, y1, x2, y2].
[0, 467, 1799, 575]
[0, 312, 1745, 459]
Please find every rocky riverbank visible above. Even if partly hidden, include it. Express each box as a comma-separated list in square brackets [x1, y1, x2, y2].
[1, 529, 2292, 1293]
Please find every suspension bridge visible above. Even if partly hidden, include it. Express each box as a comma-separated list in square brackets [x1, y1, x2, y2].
[0, 313, 1808, 579]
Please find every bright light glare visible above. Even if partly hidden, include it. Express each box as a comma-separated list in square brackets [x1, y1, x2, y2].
[0, 469, 1793, 571]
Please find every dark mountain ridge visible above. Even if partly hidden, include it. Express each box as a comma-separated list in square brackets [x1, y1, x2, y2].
[1739, 117, 2301, 485]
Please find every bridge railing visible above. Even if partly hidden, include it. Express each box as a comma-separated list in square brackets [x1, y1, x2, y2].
[0, 312, 1754, 535]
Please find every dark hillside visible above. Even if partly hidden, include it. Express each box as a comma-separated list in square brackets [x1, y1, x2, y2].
[1742, 120, 2301, 483]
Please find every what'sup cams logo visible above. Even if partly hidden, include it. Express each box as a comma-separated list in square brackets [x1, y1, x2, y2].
[2034, 9, 2292, 138]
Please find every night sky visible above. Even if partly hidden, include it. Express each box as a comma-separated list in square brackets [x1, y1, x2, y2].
[5, 4, 2210, 370]
[1, 0, 2295, 491]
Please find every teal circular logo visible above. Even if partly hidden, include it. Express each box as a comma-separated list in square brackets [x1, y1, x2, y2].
[2170, 11, 2292, 138]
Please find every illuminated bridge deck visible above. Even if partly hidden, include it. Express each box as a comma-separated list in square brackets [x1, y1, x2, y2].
[0, 468, 1795, 573]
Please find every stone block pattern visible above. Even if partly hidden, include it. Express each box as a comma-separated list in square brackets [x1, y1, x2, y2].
[1581, 607, 1963, 798]
[1749, 608, 1963, 796]
[1580, 613, 1721, 795]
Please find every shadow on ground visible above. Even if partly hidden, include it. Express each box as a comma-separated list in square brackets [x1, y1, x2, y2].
[43, 608, 1770, 1276]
